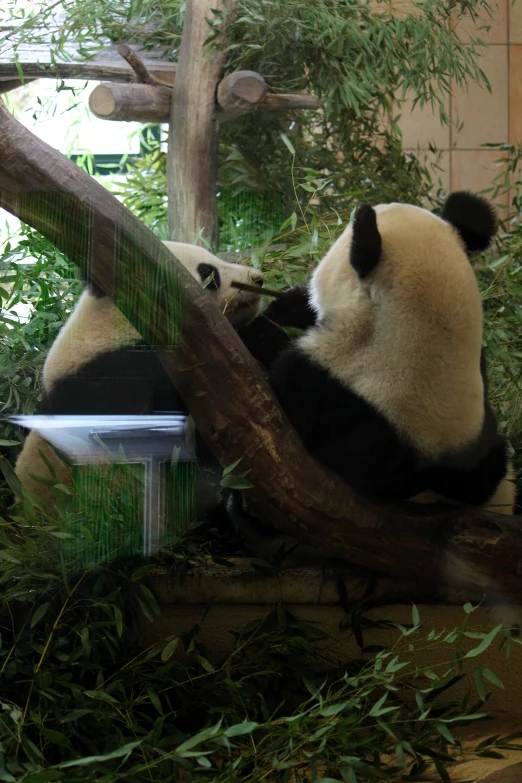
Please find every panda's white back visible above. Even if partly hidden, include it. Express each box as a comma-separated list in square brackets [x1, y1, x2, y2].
[303, 202, 485, 459]
[269, 192, 514, 514]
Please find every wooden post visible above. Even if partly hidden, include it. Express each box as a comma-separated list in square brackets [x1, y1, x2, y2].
[167, 0, 231, 248]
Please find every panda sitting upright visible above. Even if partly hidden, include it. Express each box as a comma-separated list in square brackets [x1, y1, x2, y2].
[14, 241, 305, 511]
[268, 191, 515, 515]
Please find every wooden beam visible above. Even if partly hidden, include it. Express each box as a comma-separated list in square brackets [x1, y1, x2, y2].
[217, 69, 267, 121]
[89, 82, 171, 122]
[167, 0, 231, 247]
[88, 73, 319, 123]
[0, 78, 37, 94]
[216, 72, 319, 119]
[0, 43, 177, 85]
[263, 93, 319, 110]
[1, 97, 522, 603]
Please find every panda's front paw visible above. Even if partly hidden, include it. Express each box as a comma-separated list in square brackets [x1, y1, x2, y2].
[262, 286, 316, 329]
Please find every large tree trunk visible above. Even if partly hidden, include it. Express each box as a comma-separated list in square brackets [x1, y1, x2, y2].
[0, 98, 521, 602]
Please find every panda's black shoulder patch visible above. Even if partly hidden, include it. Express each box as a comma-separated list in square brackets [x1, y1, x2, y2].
[441, 191, 497, 253]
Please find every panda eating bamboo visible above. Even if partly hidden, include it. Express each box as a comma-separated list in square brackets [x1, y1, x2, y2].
[15, 192, 517, 520]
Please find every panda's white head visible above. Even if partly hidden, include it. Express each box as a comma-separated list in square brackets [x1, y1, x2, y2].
[303, 192, 497, 459]
[162, 241, 263, 327]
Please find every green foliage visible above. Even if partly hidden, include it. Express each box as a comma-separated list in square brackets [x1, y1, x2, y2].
[110, 127, 171, 239]
[3, 0, 490, 220]
[0, 0, 183, 56]
[113, 128, 288, 252]
[0, 227, 81, 461]
[56, 459, 198, 571]
[475, 143, 522, 488]
[210, 0, 488, 212]
[220, 458, 253, 490]
[0, 511, 519, 781]
[218, 0, 488, 114]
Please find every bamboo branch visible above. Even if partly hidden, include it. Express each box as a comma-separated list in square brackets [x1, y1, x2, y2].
[1, 97, 522, 603]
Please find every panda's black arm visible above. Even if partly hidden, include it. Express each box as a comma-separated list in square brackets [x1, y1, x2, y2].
[269, 345, 426, 503]
[237, 286, 316, 369]
[261, 285, 316, 329]
[236, 316, 293, 369]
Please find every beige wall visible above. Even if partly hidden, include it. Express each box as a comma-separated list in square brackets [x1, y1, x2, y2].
[396, 0, 522, 206]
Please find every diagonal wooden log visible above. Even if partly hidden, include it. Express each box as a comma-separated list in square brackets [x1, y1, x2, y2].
[0, 98, 522, 601]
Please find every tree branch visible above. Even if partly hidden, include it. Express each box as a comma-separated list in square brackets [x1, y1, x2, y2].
[117, 43, 157, 85]
[0, 98, 521, 602]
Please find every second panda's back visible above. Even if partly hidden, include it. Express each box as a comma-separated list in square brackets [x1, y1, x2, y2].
[40, 289, 185, 416]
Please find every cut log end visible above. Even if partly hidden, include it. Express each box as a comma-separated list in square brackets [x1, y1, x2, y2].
[216, 70, 320, 121]
[217, 70, 267, 119]
[89, 84, 116, 117]
[88, 82, 171, 122]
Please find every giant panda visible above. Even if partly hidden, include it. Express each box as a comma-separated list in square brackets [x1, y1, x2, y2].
[267, 191, 516, 516]
[15, 241, 298, 511]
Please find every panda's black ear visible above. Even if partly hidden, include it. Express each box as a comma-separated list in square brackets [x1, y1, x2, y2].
[350, 204, 382, 278]
[441, 191, 497, 253]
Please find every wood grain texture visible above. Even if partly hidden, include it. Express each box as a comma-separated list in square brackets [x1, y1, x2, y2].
[166, 0, 231, 247]
[0, 98, 522, 602]
[217, 70, 266, 121]
[88, 82, 171, 122]
[87, 71, 319, 124]
[216, 71, 319, 122]
[117, 43, 157, 85]
[263, 93, 319, 110]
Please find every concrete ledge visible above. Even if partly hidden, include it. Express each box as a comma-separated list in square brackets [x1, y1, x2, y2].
[148, 558, 495, 606]
[142, 560, 522, 716]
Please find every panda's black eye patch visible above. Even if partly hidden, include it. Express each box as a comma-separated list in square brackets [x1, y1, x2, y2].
[197, 263, 221, 290]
